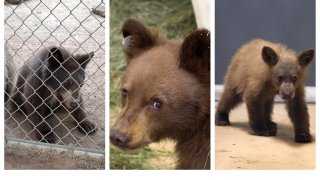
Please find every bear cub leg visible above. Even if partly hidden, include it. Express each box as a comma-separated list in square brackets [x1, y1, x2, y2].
[287, 88, 312, 143]
[32, 106, 57, 143]
[215, 87, 242, 126]
[71, 102, 96, 134]
[246, 97, 277, 136]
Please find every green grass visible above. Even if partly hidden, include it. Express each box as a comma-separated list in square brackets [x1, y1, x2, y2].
[110, 145, 175, 170]
[110, 146, 154, 170]
[110, 0, 196, 169]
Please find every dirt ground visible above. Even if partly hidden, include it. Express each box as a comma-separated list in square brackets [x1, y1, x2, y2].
[215, 102, 315, 170]
[5, 141, 105, 169]
[4, 0, 105, 169]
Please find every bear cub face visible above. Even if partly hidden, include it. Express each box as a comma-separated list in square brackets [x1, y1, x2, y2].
[44, 47, 93, 110]
[262, 46, 314, 100]
[110, 18, 210, 150]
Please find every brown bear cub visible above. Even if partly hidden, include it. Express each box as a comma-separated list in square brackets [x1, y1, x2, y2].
[10, 46, 96, 143]
[110, 18, 210, 169]
[215, 39, 314, 143]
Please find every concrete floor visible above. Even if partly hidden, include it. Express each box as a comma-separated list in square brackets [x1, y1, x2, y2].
[215, 103, 315, 170]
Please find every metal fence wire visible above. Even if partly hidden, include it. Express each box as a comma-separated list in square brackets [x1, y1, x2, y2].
[4, 0, 105, 155]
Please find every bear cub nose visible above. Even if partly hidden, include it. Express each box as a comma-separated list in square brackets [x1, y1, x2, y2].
[71, 102, 78, 109]
[282, 91, 292, 100]
[110, 129, 129, 147]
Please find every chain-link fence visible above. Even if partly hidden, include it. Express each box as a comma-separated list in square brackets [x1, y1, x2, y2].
[4, 0, 105, 163]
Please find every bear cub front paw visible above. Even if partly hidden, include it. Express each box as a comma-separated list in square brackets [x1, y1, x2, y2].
[295, 133, 312, 143]
[251, 121, 277, 136]
[215, 112, 231, 126]
[78, 120, 96, 134]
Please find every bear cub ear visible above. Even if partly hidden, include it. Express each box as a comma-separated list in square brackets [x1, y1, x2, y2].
[298, 49, 314, 67]
[121, 17, 159, 60]
[262, 46, 278, 65]
[179, 29, 210, 79]
[48, 47, 64, 65]
[77, 52, 94, 69]
[47, 47, 64, 70]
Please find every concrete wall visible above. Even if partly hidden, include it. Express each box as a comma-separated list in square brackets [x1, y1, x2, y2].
[215, 0, 315, 86]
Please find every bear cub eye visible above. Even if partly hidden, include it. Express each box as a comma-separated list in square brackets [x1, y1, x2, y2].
[292, 75, 298, 82]
[151, 98, 162, 110]
[121, 89, 128, 99]
[277, 75, 283, 82]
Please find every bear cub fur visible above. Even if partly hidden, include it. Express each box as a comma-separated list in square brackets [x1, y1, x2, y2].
[4, 46, 15, 103]
[216, 39, 314, 143]
[110, 18, 210, 169]
[9, 46, 96, 143]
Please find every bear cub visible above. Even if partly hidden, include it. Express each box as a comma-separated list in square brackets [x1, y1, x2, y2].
[10, 46, 96, 143]
[4, 46, 15, 103]
[110, 18, 210, 169]
[216, 39, 314, 143]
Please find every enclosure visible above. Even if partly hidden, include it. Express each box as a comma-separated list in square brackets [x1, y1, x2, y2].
[4, 0, 105, 169]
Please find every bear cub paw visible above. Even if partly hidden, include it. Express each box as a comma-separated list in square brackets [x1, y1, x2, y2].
[37, 132, 57, 144]
[295, 133, 312, 143]
[215, 112, 231, 126]
[78, 120, 96, 134]
[251, 121, 277, 136]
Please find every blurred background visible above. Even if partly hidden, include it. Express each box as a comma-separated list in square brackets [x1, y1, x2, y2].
[215, 0, 315, 87]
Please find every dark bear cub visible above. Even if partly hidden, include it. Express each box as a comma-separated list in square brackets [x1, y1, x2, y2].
[4, 46, 15, 103]
[215, 39, 314, 143]
[110, 18, 210, 169]
[10, 46, 96, 143]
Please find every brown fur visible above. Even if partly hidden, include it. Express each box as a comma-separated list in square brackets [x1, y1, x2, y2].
[216, 39, 314, 143]
[110, 18, 210, 169]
